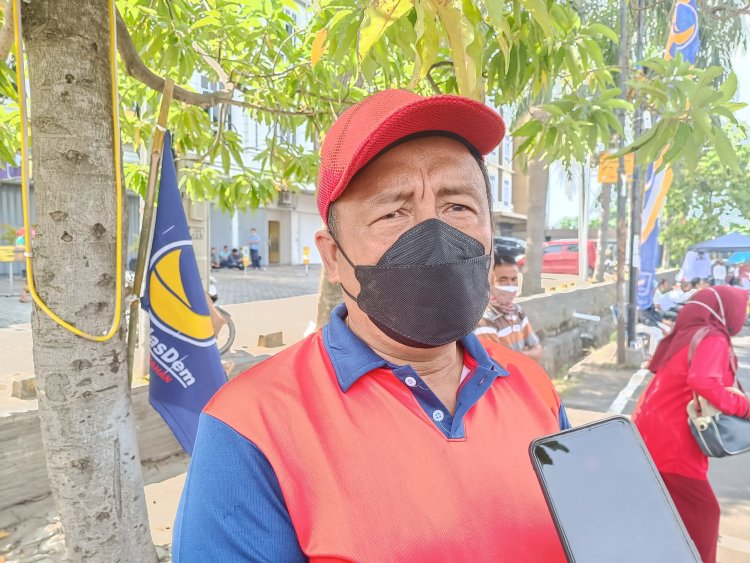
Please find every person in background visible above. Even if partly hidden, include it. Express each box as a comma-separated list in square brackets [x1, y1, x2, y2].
[654, 278, 679, 320]
[228, 248, 244, 270]
[474, 251, 543, 361]
[637, 305, 671, 356]
[218, 245, 231, 268]
[694, 251, 713, 280]
[711, 260, 727, 285]
[673, 278, 700, 306]
[739, 261, 750, 286]
[726, 263, 737, 285]
[248, 228, 262, 270]
[698, 278, 712, 290]
[210, 247, 221, 270]
[633, 286, 750, 563]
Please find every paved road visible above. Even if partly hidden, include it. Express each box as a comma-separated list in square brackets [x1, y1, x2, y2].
[0, 265, 323, 329]
[212, 265, 322, 305]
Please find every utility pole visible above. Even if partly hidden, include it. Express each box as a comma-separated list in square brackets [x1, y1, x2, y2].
[578, 159, 590, 284]
[627, 0, 646, 347]
[616, 0, 629, 364]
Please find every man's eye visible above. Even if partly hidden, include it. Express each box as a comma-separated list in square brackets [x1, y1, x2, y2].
[381, 211, 399, 220]
[448, 204, 467, 212]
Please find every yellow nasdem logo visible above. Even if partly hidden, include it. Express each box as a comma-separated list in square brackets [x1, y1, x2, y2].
[149, 248, 213, 342]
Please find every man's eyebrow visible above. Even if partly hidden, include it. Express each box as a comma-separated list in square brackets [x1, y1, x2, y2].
[367, 182, 483, 206]
[435, 183, 484, 199]
[368, 189, 411, 207]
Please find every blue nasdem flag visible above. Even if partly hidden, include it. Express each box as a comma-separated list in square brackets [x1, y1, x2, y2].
[141, 131, 226, 454]
[637, 0, 700, 309]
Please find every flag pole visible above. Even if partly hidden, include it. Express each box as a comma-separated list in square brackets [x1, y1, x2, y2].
[127, 78, 174, 385]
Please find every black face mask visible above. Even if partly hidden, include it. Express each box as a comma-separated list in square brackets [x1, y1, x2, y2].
[336, 219, 491, 348]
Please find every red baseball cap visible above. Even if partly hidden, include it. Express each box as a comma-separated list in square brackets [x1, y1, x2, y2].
[317, 89, 505, 224]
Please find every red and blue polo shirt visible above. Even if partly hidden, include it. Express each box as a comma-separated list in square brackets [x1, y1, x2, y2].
[173, 304, 570, 561]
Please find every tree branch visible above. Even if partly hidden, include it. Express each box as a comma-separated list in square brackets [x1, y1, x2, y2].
[703, 1, 750, 20]
[426, 73, 442, 95]
[115, 9, 325, 117]
[426, 61, 453, 94]
[0, 0, 14, 62]
[116, 9, 227, 108]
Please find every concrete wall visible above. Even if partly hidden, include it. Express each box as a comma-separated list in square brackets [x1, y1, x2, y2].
[518, 282, 616, 377]
[519, 268, 679, 377]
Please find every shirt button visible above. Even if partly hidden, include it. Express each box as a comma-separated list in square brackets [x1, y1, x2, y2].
[405, 376, 417, 387]
[432, 410, 445, 422]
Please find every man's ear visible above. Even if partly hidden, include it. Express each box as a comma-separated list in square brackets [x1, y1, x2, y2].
[315, 230, 341, 284]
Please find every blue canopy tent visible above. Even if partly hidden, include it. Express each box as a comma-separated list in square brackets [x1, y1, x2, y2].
[728, 252, 750, 265]
[688, 233, 750, 253]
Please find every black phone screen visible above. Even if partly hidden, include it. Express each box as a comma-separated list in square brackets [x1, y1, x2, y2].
[530, 416, 700, 563]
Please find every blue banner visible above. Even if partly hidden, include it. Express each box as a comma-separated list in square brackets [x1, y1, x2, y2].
[637, 0, 700, 309]
[141, 131, 226, 454]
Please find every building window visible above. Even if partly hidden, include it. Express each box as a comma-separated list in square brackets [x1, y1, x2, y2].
[283, 8, 299, 46]
[502, 176, 512, 208]
[489, 172, 499, 203]
[502, 135, 513, 167]
[488, 145, 500, 166]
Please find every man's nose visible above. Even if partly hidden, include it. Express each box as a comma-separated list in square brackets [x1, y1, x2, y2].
[412, 189, 439, 224]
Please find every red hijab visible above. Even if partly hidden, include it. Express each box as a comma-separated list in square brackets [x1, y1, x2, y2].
[648, 286, 748, 373]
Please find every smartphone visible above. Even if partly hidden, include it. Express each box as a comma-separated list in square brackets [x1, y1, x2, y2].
[529, 416, 700, 563]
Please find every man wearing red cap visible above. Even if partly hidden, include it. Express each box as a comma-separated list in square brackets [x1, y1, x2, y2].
[173, 90, 570, 561]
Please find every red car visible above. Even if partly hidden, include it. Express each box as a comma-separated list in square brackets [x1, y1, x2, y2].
[517, 239, 597, 276]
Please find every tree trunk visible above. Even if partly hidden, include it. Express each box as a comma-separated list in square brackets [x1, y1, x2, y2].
[24, 1, 156, 560]
[594, 184, 612, 282]
[521, 157, 548, 296]
[316, 272, 341, 329]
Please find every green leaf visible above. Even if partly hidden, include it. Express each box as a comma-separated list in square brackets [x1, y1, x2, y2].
[524, 0, 553, 39]
[588, 22, 618, 43]
[512, 119, 543, 138]
[409, 1, 440, 88]
[564, 46, 582, 86]
[604, 98, 632, 111]
[692, 109, 712, 137]
[190, 15, 219, 30]
[592, 111, 611, 142]
[357, 0, 414, 61]
[690, 84, 721, 108]
[716, 72, 738, 105]
[480, 0, 511, 71]
[597, 88, 622, 103]
[581, 37, 604, 70]
[661, 122, 690, 166]
[713, 127, 739, 173]
[434, 2, 480, 99]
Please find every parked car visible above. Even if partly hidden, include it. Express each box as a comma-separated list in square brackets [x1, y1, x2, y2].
[517, 239, 597, 276]
[493, 236, 526, 259]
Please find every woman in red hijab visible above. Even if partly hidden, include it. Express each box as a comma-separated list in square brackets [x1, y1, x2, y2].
[634, 286, 750, 562]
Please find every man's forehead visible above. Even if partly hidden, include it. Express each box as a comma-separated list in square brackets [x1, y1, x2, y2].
[340, 136, 484, 199]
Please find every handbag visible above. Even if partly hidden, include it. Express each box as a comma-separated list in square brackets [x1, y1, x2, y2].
[686, 328, 750, 458]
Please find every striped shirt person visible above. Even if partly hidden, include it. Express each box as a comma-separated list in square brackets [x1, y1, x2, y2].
[475, 251, 543, 361]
